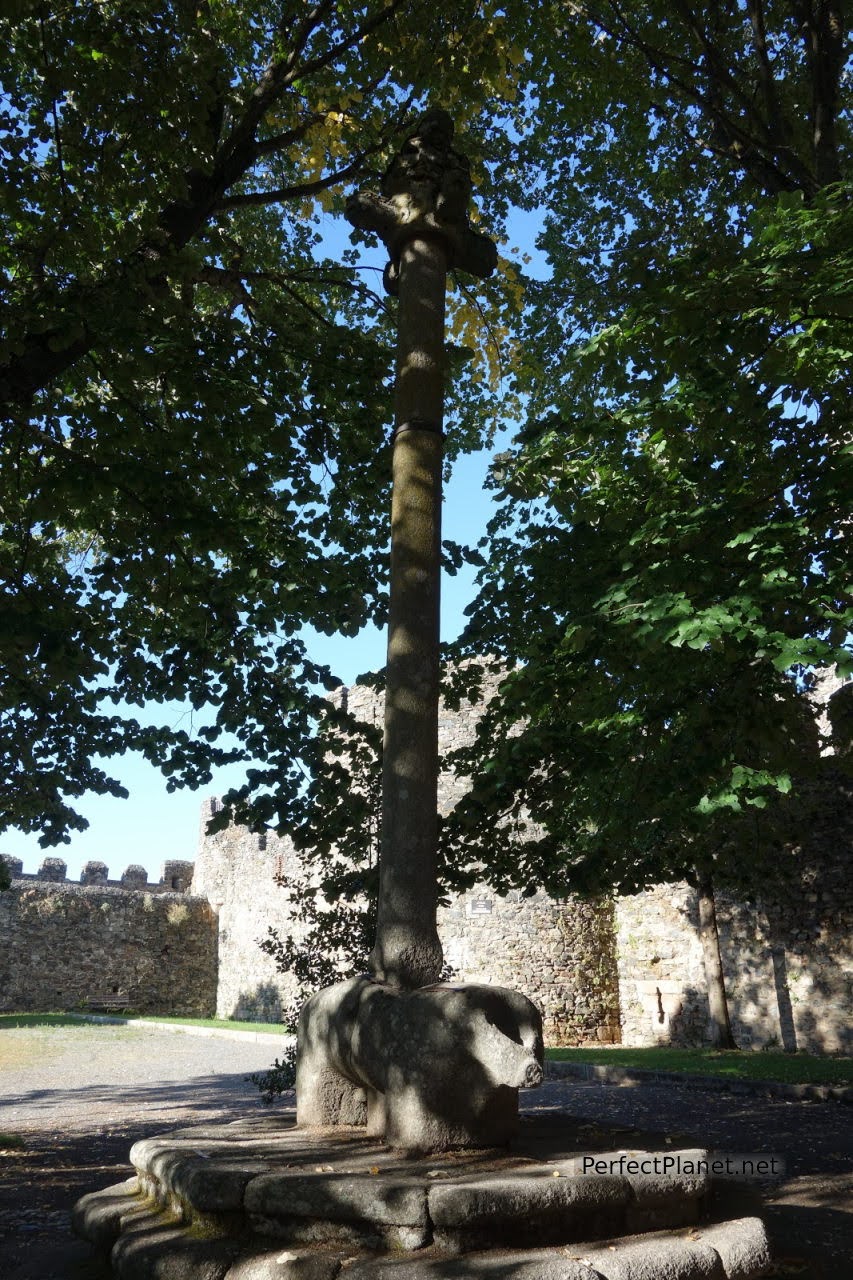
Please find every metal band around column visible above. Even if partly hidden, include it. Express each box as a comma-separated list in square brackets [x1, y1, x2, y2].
[391, 417, 445, 443]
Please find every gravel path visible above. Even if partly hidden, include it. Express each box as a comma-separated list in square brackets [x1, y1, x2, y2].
[0, 1023, 279, 1279]
[1, 1023, 850, 1278]
[1, 1022, 279, 1132]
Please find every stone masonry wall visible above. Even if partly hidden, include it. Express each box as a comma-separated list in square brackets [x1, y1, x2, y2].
[716, 774, 853, 1054]
[439, 889, 620, 1045]
[195, 671, 852, 1052]
[192, 803, 620, 1044]
[615, 767, 853, 1052]
[615, 884, 709, 1047]
[191, 800, 305, 1023]
[5, 669, 848, 1050]
[0, 876, 217, 1016]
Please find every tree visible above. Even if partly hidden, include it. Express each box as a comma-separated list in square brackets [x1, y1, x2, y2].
[0, 1, 526, 846]
[443, 1, 851, 1036]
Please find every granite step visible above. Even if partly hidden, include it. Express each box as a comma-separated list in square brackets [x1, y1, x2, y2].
[72, 1115, 772, 1279]
[73, 1180, 770, 1280]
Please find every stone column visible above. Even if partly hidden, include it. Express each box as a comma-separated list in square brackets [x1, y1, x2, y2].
[346, 109, 496, 989]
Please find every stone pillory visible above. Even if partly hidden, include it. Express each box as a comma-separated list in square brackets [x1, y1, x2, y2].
[344, 108, 498, 994]
[292, 110, 544, 1153]
[346, 106, 497, 302]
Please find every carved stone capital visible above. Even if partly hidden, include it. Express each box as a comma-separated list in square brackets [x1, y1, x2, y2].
[345, 108, 497, 291]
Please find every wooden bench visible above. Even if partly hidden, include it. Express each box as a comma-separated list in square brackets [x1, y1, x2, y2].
[82, 992, 131, 1014]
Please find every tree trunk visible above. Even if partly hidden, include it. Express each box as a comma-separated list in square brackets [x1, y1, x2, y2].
[695, 869, 737, 1050]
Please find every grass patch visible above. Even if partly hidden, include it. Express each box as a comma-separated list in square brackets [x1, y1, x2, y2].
[0, 1011, 291, 1034]
[0, 1013, 95, 1030]
[134, 1014, 290, 1034]
[545, 1045, 853, 1086]
[0, 1132, 25, 1151]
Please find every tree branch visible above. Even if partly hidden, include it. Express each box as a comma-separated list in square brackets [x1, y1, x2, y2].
[746, 0, 779, 123]
[599, 0, 818, 194]
[216, 148, 380, 210]
[254, 113, 327, 157]
[197, 265, 335, 329]
[0, 4, 405, 415]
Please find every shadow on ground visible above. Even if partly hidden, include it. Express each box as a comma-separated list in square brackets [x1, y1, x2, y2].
[5, 1070, 266, 1126]
[1, 1063, 851, 1279]
[0, 1069, 273, 1280]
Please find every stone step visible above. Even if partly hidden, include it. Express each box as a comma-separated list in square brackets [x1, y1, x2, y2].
[72, 1117, 772, 1278]
[117, 1118, 723, 1253]
[73, 1181, 770, 1280]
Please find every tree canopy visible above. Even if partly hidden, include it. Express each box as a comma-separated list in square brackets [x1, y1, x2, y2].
[0, 0, 525, 845]
[2, 0, 849, 905]
[444, 0, 852, 899]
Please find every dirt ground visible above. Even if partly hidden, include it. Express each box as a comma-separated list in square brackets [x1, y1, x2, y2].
[0, 1023, 850, 1278]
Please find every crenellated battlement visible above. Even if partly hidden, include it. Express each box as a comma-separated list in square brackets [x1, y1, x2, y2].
[0, 853, 195, 894]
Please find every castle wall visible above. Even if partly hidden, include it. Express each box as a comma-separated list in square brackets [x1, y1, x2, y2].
[0, 877, 217, 1016]
[191, 801, 304, 1023]
[192, 804, 622, 1044]
[615, 776, 853, 1052]
[717, 780, 853, 1055]
[3, 672, 848, 1052]
[615, 884, 709, 1047]
[439, 889, 620, 1045]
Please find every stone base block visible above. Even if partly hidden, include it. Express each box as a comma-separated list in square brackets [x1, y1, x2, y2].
[296, 978, 544, 1152]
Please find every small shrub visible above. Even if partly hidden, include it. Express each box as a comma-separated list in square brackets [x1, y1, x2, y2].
[249, 1044, 297, 1103]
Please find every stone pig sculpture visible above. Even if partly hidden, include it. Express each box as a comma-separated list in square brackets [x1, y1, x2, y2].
[296, 976, 544, 1152]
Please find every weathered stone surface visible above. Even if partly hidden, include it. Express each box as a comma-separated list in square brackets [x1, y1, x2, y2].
[171, 1160, 272, 1212]
[626, 1157, 708, 1208]
[330, 1223, 768, 1279]
[75, 1117, 773, 1280]
[345, 107, 497, 287]
[72, 1176, 140, 1248]
[123, 864, 151, 888]
[131, 1134, 291, 1214]
[341, 1254, 596, 1279]
[244, 1171, 427, 1227]
[577, 1234, 725, 1279]
[697, 1218, 772, 1279]
[81, 860, 110, 886]
[428, 1169, 628, 1224]
[224, 1247, 348, 1280]
[0, 880, 216, 1016]
[429, 1169, 630, 1252]
[39, 856, 67, 881]
[0, 853, 23, 878]
[296, 976, 543, 1151]
[556, 1151, 709, 1208]
[111, 1219, 241, 1280]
